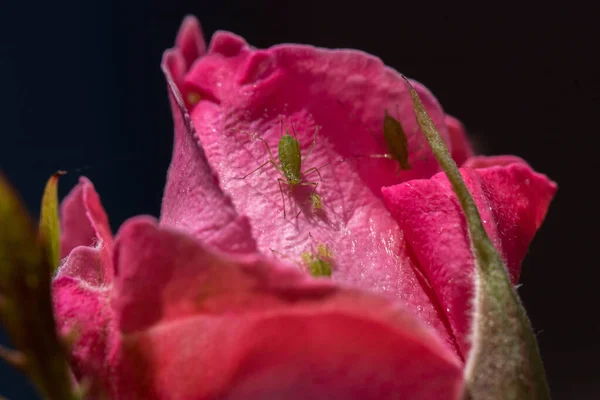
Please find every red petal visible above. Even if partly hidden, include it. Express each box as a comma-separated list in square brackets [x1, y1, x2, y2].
[382, 163, 556, 357]
[110, 217, 463, 399]
[59, 177, 114, 282]
[462, 154, 530, 169]
[54, 177, 118, 392]
[160, 52, 257, 255]
[474, 163, 557, 282]
[52, 275, 116, 392]
[160, 33, 459, 352]
[175, 15, 206, 71]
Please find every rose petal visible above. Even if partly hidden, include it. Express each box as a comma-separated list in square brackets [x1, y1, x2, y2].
[54, 177, 117, 392]
[110, 217, 463, 399]
[444, 115, 474, 166]
[462, 154, 530, 169]
[59, 177, 114, 282]
[175, 15, 206, 71]
[183, 35, 449, 185]
[382, 163, 557, 356]
[473, 163, 557, 282]
[160, 51, 257, 255]
[52, 275, 115, 394]
[161, 29, 458, 352]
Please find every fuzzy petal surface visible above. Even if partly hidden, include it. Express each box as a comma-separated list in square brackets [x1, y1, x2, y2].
[109, 217, 463, 399]
[382, 163, 556, 356]
[53, 178, 117, 392]
[162, 19, 458, 352]
[160, 53, 257, 255]
[58, 177, 114, 282]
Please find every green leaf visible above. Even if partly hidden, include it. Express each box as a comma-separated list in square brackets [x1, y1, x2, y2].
[0, 173, 78, 400]
[403, 76, 551, 400]
[39, 171, 66, 273]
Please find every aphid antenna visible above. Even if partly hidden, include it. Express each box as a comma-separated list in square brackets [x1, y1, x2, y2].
[303, 157, 348, 179]
[291, 120, 300, 139]
[279, 115, 285, 138]
[270, 248, 301, 268]
[229, 127, 259, 141]
[300, 124, 321, 167]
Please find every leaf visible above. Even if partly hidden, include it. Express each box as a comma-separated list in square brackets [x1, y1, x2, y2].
[0, 173, 78, 400]
[39, 171, 66, 272]
[402, 76, 551, 400]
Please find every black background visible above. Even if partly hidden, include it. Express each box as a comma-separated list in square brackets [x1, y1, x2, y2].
[0, 1, 597, 398]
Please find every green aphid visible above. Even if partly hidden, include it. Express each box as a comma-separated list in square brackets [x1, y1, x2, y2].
[382, 109, 411, 170]
[270, 240, 333, 278]
[338, 100, 412, 172]
[301, 243, 333, 278]
[296, 191, 324, 218]
[310, 192, 323, 210]
[240, 118, 323, 218]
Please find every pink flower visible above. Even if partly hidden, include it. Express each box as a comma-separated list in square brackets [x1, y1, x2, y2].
[52, 16, 556, 399]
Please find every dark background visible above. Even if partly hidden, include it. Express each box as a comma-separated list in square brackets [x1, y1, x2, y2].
[0, 0, 597, 398]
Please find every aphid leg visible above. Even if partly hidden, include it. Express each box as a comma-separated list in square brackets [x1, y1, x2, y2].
[240, 160, 270, 179]
[302, 125, 320, 165]
[270, 248, 294, 263]
[295, 182, 319, 218]
[277, 178, 288, 218]
[305, 182, 319, 198]
[238, 158, 282, 180]
[290, 120, 299, 139]
[252, 136, 282, 173]
[234, 128, 255, 138]
[302, 166, 323, 182]
[296, 184, 322, 217]
[301, 157, 348, 184]
[236, 128, 285, 177]
[301, 193, 323, 214]
[279, 116, 285, 138]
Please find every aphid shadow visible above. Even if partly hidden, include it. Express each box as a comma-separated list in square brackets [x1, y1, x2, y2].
[289, 186, 332, 225]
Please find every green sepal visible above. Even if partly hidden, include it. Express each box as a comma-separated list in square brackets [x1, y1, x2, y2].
[39, 171, 66, 273]
[403, 76, 550, 400]
[0, 173, 79, 400]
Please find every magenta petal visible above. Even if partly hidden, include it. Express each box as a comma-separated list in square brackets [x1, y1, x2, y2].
[110, 217, 463, 399]
[462, 154, 530, 169]
[59, 176, 114, 282]
[161, 33, 459, 352]
[52, 275, 115, 392]
[382, 163, 556, 357]
[161, 49, 187, 95]
[445, 115, 474, 166]
[54, 178, 118, 391]
[175, 15, 206, 71]
[183, 40, 449, 184]
[160, 53, 257, 254]
[474, 163, 557, 282]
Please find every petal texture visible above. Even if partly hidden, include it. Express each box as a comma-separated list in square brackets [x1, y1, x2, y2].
[110, 217, 463, 399]
[382, 163, 557, 356]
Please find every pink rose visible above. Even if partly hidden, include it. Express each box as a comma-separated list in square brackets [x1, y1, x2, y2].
[51, 16, 556, 399]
